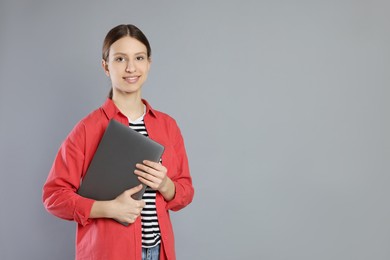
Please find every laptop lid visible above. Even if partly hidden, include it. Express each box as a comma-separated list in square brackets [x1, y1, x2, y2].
[77, 119, 164, 202]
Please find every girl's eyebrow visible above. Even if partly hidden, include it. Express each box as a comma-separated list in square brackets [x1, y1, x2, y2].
[112, 52, 147, 56]
[112, 52, 128, 56]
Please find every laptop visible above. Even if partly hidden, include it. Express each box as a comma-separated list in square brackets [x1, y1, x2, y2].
[77, 119, 164, 204]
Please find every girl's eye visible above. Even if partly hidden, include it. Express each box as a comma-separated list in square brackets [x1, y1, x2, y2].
[115, 57, 126, 62]
[136, 56, 145, 61]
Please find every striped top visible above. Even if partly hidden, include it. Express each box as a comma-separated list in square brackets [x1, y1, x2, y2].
[129, 117, 161, 248]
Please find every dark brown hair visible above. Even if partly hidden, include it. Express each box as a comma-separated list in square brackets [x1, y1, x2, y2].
[102, 24, 152, 98]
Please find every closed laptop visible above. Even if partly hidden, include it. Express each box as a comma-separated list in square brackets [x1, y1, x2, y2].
[77, 119, 164, 202]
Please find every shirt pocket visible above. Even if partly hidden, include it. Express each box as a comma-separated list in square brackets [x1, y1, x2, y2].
[161, 144, 179, 179]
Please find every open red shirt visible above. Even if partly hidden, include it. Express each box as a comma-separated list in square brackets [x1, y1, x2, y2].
[43, 99, 194, 260]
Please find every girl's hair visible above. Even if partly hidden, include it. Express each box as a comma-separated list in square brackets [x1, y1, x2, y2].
[102, 24, 151, 98]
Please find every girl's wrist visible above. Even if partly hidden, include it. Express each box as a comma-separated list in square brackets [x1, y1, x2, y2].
[159, 178, 175, 201]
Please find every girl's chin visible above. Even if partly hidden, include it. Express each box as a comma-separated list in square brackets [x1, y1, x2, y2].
[112, 87, 142, 96]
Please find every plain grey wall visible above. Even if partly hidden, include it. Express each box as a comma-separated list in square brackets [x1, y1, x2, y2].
[1, 0, 389, 259]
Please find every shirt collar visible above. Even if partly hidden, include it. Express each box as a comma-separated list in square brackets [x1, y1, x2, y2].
[142, 99, 158, 118]
[102, 98, 158, 120]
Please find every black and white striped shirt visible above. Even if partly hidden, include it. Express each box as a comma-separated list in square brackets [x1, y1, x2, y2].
[129, 118, 161, 248]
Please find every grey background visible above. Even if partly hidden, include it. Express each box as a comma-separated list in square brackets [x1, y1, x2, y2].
[1, 0, 389, 259]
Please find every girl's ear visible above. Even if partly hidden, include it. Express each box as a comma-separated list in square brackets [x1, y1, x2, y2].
[102, 59, 110, 77]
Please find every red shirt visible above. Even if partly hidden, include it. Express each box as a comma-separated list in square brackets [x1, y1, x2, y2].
[43, 99, 194, 260]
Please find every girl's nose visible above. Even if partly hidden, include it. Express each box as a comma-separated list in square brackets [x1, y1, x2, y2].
[126, 61, 136, 73]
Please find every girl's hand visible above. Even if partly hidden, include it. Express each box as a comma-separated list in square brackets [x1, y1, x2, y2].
[112, 184, 145, 224]
[90, 184, 145, 224]
[134, 160, 176, 201]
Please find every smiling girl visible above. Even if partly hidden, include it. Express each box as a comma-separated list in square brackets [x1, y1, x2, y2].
[43, 24, 194, 260]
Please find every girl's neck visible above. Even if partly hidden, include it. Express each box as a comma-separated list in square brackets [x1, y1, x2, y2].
[112, 91, 145, 121]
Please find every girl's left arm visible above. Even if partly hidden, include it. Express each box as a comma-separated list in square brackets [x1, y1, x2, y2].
[164, 123, 194, 211]
[135, 118, 195, 211]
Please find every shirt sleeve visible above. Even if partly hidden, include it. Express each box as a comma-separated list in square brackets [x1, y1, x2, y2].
[165, 121, 194, 211]
[42, 122, 95, 226]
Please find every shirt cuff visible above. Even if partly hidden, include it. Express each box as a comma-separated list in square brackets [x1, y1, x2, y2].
[74, 196, 95, 226]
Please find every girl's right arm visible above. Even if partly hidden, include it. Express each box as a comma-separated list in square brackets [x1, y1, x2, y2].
[43, 122, 145, 225]
[42, 123, 94, 226]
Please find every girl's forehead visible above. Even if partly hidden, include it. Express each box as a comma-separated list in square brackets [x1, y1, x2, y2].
[110, 36, 147, 54]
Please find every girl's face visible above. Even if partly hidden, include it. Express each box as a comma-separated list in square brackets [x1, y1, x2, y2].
[103, 36, 151, 98]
